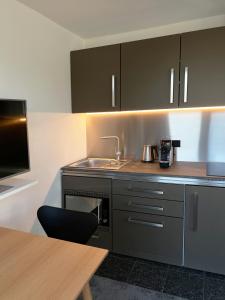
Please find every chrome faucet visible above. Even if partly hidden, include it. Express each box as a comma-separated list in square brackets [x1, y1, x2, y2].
[100, 136, 121, 161]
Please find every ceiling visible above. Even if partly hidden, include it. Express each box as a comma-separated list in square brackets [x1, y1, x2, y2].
[18, 0, 225, 38]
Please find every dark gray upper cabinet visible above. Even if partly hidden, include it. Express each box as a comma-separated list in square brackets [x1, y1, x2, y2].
[184, 185, 225, 275]
[70, 26, 225, 113]
[121, 35, 180, 111]
[180, 27, 225, 107]
[71, 44, 121, 113]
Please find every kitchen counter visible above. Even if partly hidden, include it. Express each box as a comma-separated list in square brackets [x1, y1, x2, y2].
[112, 161, 207, 178]
[61, 160, 225, 274]
[62, 160, 225, 187]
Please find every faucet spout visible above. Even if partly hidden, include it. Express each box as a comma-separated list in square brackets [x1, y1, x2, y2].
[100, 136, 121, 161]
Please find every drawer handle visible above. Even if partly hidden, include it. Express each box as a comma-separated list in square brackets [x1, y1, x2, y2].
[128, 217, 164, 228]
[128, 201, 164, 212]
[127, 186, 164, 195]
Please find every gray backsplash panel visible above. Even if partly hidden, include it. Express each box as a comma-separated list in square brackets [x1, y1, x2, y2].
[86, 110, 225, 162]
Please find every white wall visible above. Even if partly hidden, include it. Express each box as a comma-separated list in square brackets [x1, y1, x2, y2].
[0, 0, 86, 233]
[85, 14, 225, 47]
[0, 0, 84, 112]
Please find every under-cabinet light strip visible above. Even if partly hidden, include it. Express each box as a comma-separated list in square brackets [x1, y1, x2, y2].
[86, 106, 225, 115]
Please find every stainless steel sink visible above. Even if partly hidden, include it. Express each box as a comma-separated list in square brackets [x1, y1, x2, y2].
[69, 158, 129, 170]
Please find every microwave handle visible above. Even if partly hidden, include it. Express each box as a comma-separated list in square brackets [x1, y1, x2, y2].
[97, 202, 101, 224]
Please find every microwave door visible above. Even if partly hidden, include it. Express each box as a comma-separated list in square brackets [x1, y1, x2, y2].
[65, 195, 102, 223]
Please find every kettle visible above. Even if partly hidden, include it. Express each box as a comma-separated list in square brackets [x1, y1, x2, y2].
[142, 145, 158, 163]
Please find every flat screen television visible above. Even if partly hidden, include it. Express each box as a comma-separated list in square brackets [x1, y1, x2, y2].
[0, 99, 30, 180]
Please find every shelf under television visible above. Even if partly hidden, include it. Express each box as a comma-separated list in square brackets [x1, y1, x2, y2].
[0, 177, 37, 200]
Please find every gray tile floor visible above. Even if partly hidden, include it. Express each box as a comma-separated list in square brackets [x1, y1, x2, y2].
[90, 275, 187, 300]
[96, 253, 225, 300]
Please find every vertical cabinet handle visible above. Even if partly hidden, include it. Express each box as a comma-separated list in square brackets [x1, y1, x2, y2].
[190, 191, 198, 231]
[97, 203, 101, 224]
[184, 66, 189, 103]
[170, 68, 174, 104]
[111, 75, 116, 108]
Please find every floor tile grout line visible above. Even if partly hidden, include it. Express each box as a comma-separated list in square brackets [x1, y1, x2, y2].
[161, 264, 170, 293]
[202, 271, 206, 300]
[114, 255, 136, 284]
[126, 260, 137, 283]
[160, 267, 206, 300]
[202, 277, 205, 300]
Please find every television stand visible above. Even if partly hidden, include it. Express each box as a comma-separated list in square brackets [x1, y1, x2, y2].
[0, 185, 12, 193]
[0, 178, 37, 200]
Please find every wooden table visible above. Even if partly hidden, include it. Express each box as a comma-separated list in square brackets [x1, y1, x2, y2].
[0, 227, 108, 300]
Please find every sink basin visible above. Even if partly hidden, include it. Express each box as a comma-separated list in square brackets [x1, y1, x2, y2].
[69, 158, 129, 170]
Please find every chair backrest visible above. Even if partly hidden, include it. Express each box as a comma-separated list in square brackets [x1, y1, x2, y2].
[37, 205, 98, 244]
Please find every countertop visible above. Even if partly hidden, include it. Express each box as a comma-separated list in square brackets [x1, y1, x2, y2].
[0, 178, 38, 200]
[110, 161, 208, 178]
[62, 160, 225, 187]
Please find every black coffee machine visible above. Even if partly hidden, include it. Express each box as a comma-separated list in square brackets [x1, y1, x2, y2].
[159, 139, 180, 168]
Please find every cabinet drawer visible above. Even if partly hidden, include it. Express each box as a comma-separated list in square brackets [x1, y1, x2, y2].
[113, 210, 183, 265]
[112, 179, 184, 201]
[88, 228, 112, 250]
[113, 195, 183, 218]
[62, 176, 111, 195]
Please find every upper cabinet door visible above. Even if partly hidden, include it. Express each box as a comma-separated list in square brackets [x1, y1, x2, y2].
[180, 27, 225, 107]
[71, 45, 120, 113]
[121, 35, 180, 111]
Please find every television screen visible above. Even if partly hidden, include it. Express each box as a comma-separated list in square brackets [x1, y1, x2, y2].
[0, 99, 30, 180]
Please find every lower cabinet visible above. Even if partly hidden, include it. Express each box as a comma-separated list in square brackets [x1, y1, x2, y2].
[112, 180, 184, 265]
[62, 175, 225, 273]
[113, 210, 183, 265]
[184, 185, 225, 275]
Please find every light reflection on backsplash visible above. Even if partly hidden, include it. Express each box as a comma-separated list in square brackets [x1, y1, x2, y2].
[86, 110, 225, 162]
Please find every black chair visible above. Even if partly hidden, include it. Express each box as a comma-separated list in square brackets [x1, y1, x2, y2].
[37, 205, 98, 244]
